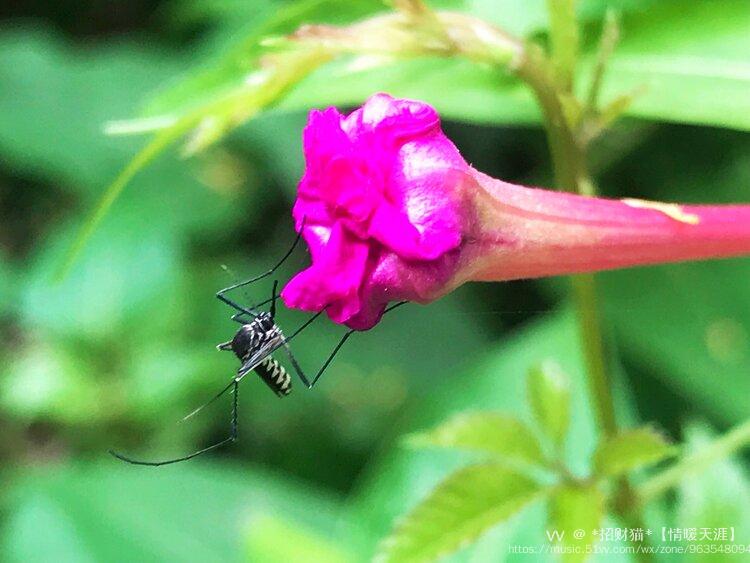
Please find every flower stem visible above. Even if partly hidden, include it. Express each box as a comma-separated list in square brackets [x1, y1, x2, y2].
[637, 418, 750, 505]
[570, 274, 617, 437]
[541, 100, 654, 556]
[518, 44, 620, 440]
[545, 0, 579, 92]
[525, 3, 652, 559]
[545, 86, 656, 563]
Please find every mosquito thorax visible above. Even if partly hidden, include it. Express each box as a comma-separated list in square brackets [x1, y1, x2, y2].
[217, 312, 278, 361]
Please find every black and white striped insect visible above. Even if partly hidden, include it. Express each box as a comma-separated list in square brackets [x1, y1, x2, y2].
[217, 317, 293, 398]
[109, 226, 405, 466]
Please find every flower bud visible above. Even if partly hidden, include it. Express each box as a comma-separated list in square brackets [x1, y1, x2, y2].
[282, 93, 750, 329]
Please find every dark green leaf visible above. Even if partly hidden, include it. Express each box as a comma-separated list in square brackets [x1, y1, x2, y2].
[601, 142, 750, 424]
[605, 263, 750, 423]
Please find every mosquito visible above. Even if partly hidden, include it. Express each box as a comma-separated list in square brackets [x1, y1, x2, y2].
[109, 225, 406, 466]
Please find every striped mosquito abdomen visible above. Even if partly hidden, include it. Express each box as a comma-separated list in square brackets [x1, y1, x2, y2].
[254, 357, 292, 397]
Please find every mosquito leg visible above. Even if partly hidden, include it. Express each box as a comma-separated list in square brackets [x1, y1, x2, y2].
[216, 220, 305, 307]
[270, 280, 279, 318]
[216, 293, 259, 319]
[108, 381, 239, 467]
[284, 309, 326, 344]
[230, 293, 281, 324]
[180, 378, 237, 422]
[286, 301, 408, 389]
[309, 301, 407, 388]
[231, 312, 250, 325]
[307, 330, 355, 389]
[279, 310, 326, 388]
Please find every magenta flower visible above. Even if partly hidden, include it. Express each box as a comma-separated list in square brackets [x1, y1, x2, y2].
[281, 93, 750, 330]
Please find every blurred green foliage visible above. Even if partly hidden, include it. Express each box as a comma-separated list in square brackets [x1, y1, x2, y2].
[1, 1, 749, 561]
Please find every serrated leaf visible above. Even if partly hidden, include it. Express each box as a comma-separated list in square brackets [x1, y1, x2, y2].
[356, 312, 606, 558]
[527, 360, 571, 448]
[549, 483, 605, 563]
[406, 411, 546, 466]
[377, 463, 545, 563]
[593, 427, 675, 478]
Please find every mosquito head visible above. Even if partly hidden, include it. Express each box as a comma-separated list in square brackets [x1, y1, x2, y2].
[255, 311, 275, 332]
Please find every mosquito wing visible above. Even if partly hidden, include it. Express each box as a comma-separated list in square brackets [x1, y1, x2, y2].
[236, 334, 285, 379]
[181, 336, 284, 423]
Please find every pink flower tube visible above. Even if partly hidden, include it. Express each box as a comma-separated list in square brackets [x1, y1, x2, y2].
[281, 93, 750, 330]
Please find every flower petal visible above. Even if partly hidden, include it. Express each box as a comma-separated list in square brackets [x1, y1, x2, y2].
[281, 223, 370, 323]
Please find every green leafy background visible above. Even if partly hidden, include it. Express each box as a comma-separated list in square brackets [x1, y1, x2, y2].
[1, 0, 749, 561]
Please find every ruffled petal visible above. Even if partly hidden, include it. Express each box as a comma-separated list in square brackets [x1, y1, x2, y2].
[367, 201, 445, 260]
[283, 93, 470, 329]
[344, 93, 439, 141]
[281, 223, 370, 323]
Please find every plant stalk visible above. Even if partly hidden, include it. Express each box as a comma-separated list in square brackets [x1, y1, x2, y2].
[570, 274, 617, 437]
[524, 3, 651, 559]
[545, 0, 579, 92]
[637, 418, 750, 505]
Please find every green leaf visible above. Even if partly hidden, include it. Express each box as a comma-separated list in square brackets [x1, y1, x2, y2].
[406, 411, 546, 466]
[279, 0, 750, 129]
[144, 0, 667, 126]
[593, 427, 675, 478]
[0, 28, 184, 191]
[377, 463, 545, 563]
[142, 0, 386, 119]
[605, 263, 750, 424]
[276, 56, 538, 125]
[354, 311, 624, 558]
[527, 360, 571, 448]
[549, 483, 605, 563]
[62, 45, 327, 274]
[600, 0, 750, 131]
[50, 0, 750, 269]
